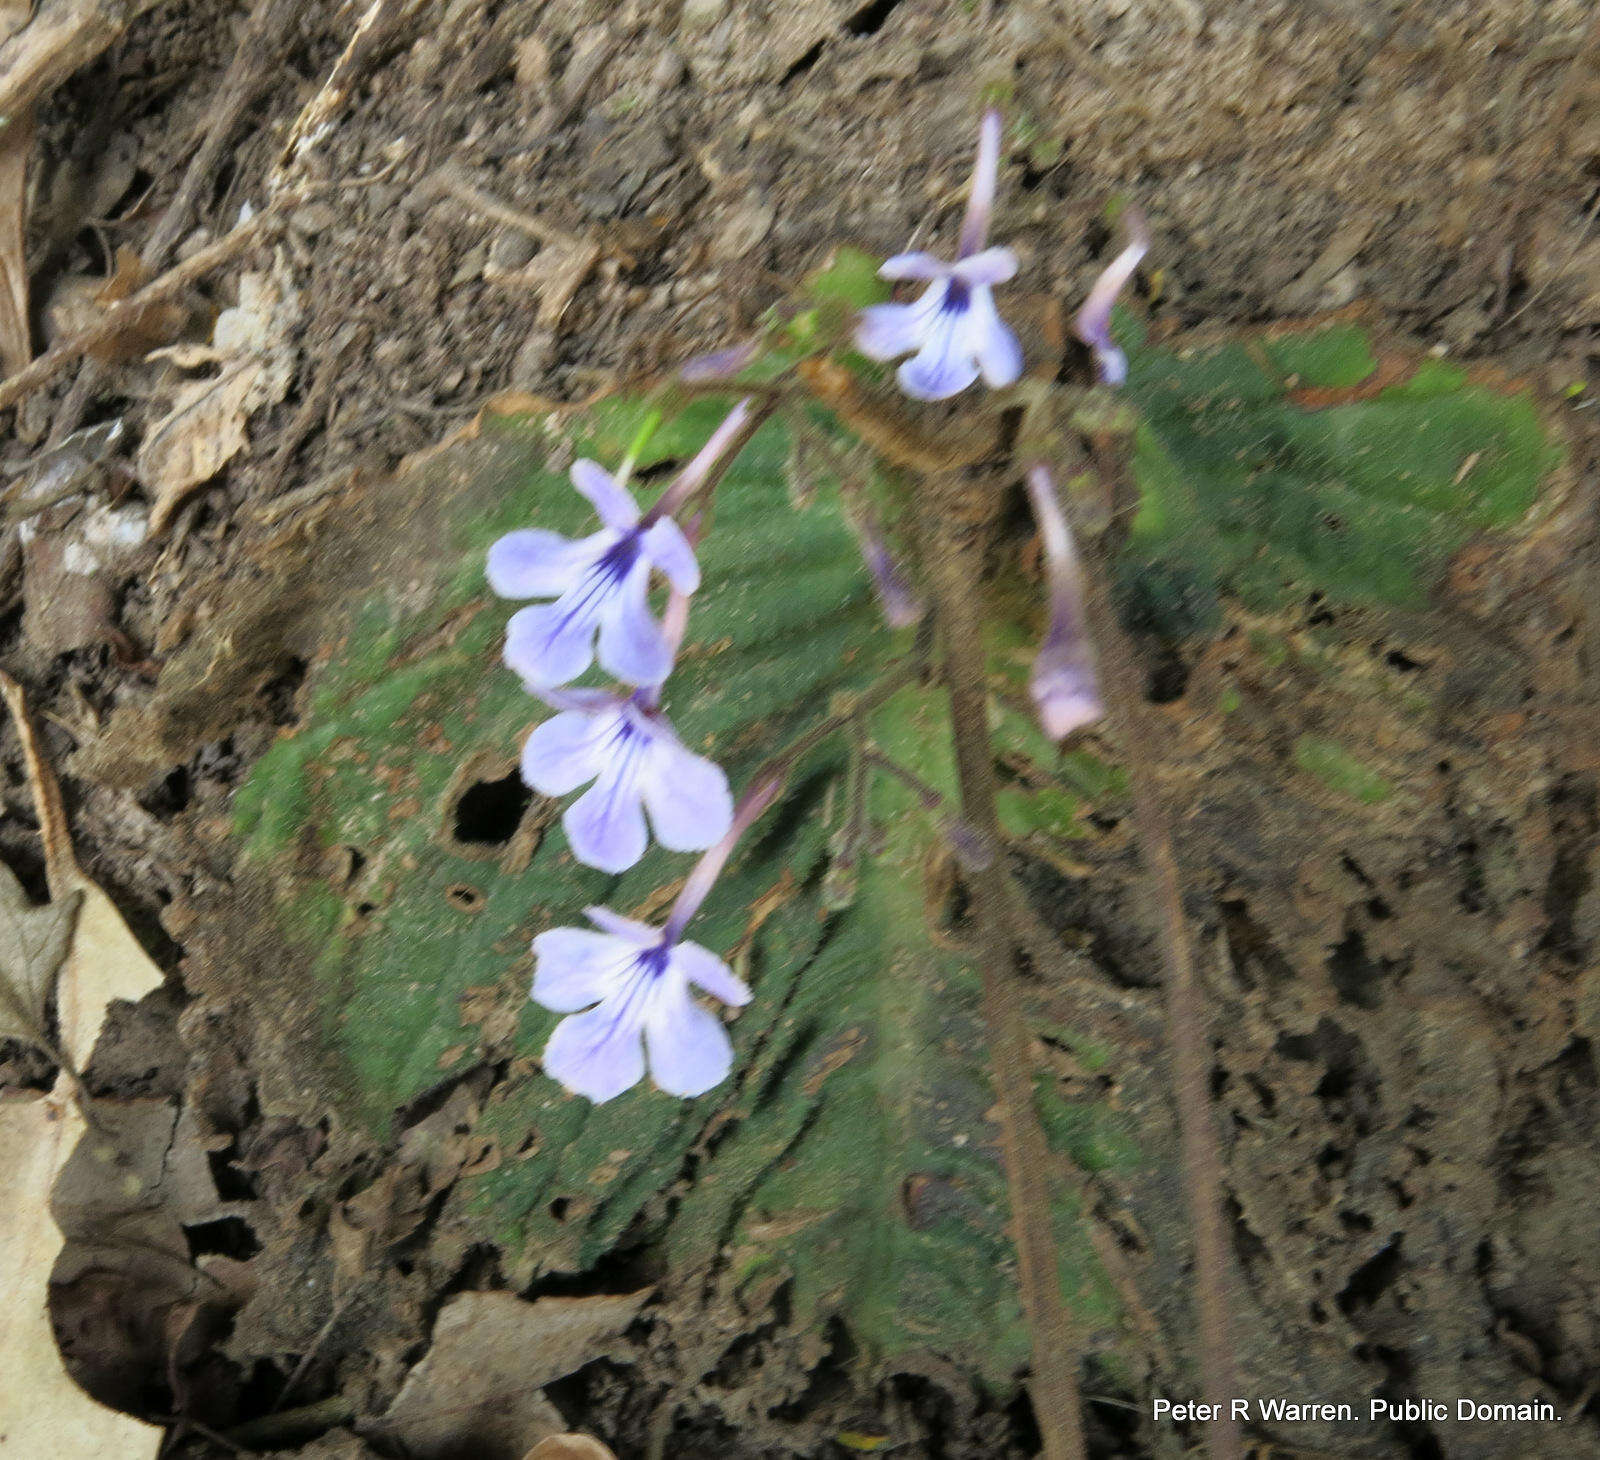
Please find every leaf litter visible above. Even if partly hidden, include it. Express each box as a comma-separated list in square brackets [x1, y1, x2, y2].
[0, 671, 165, 1457]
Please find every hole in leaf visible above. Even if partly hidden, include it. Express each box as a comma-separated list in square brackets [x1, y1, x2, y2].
[183, 1216, 261, 1260]
[453, 771, 532, 845]
[446, 883, 484, 912]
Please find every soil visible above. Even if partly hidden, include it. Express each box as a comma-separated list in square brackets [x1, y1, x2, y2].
[3, 0, 1600, 1457]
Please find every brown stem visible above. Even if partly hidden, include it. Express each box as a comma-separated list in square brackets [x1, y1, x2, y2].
[916, 473, 1087, 1460]
[1061, 445, 1243, 1459]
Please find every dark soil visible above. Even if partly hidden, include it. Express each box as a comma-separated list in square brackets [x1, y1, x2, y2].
[4, 1, 1600, 1456]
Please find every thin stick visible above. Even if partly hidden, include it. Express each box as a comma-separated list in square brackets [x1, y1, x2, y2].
[1062, 441, 1243, 1459]
[429, 164, 590, 253]
[916, 475, 1087, 1460]
[0, 208, 275, 413]
[143, 0, 291, 269]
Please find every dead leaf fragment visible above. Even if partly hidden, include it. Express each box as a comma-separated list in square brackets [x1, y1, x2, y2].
[524, 1437, 618, 1460]
[136, 262, 299, 533]
[0, 105, 32, 376]
[375, 1288, 651, 1460]
[0, 673, 165, 1457]
[0, 862, 81, 1054]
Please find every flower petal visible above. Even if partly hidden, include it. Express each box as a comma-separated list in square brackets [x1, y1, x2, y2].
[531, 928, 629, 1011]
[643, 990, 735, 1098]
[570, 459, 640, 530]
[596, 561, 672, 686]
[963, 286, 1023, 388]
[854, 284, 943, 362]
[521, 707, 617, 796]
[504, 599, 598, 689]
[879, 250, 952, 281]
[640, 736, 733, 853]
[586, 906, 659, 944]
[952, 245, 1019, 289]
[487, 529, 609, 600]
[542, 1002, 647, 1103]
[671, 939, 751, 1007]
[564, 769, 650, 873]
[642, 517, 700, 595]
[897, 311, 980, 401]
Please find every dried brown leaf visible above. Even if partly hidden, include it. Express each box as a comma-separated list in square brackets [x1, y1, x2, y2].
[0, 105, 31, 376]
[0, 673, 166, 1458]
[0, 862, 80, 1054]
[375, 1289, 651, 1460]
[524, 1437, 618, 1460]
[136, 264, 298, 533]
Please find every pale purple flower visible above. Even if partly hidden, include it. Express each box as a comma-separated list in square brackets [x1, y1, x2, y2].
[533, 907, 750, 1103]
[521, 688, 732, 874]
[489, 400, 752, 690]
[491, 461, 698, 689]
[854, 109, 1023, 401]
[532, 776, 784, 1103]
[1073, 207, 1150, 387]
[1024, 464, 1103, 739]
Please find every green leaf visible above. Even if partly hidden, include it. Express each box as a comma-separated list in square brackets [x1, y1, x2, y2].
[1292, 736, 1395, 805]
[804, 246, 892, 311]
[1116, 320, 1562, 634]
[231, 402, 1101, 1380]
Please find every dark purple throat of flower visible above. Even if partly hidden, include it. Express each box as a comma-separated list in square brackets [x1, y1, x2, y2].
[579, 942, 674, 1057]
[537, 531, 643, 652]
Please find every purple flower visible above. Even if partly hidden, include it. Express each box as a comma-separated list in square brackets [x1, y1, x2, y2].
[490, 460, 698, 689]
[531, 774, 785, 1103]
[533, 907, 751, 1103]
[1073, 207, 1150, 387]
[854, 109, 1023, 401]
[521, 689, 733, 874]
[1024, 464, 1104, 739]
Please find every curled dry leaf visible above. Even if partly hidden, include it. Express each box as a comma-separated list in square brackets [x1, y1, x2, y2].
[523, 1437, 619, 1460]
[374, 1288, 651, 1460]
[0, 672, 165, 1459]
[136, 260, 299, 533]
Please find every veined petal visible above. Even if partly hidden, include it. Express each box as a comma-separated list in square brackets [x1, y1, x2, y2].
[570, 459, 640, 530]
[531, 928, 630, 1011]
[642, 517, 700, 595]
[597, 561, 673, 686]
[952, 246, 1018, 289]
[505, 599, 597, 689]
[487, 528, 611, 600]
[521, 706, 617, 796]
[671, 939, 751, 1007]
[640, 735, 732, 852]
[897, 310, 980, 401]
[855, 284, 944, 362]
[643, 990, 735, 1098]
[963, 286, 1023, 388]
[585, 906, 659, 944]
[879, 250, 952, 281]
[542, 1002, 647, 1103]
[565, 767, 650, 873]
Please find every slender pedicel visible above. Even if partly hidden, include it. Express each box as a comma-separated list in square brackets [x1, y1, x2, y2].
[663, 774, 785, 944]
